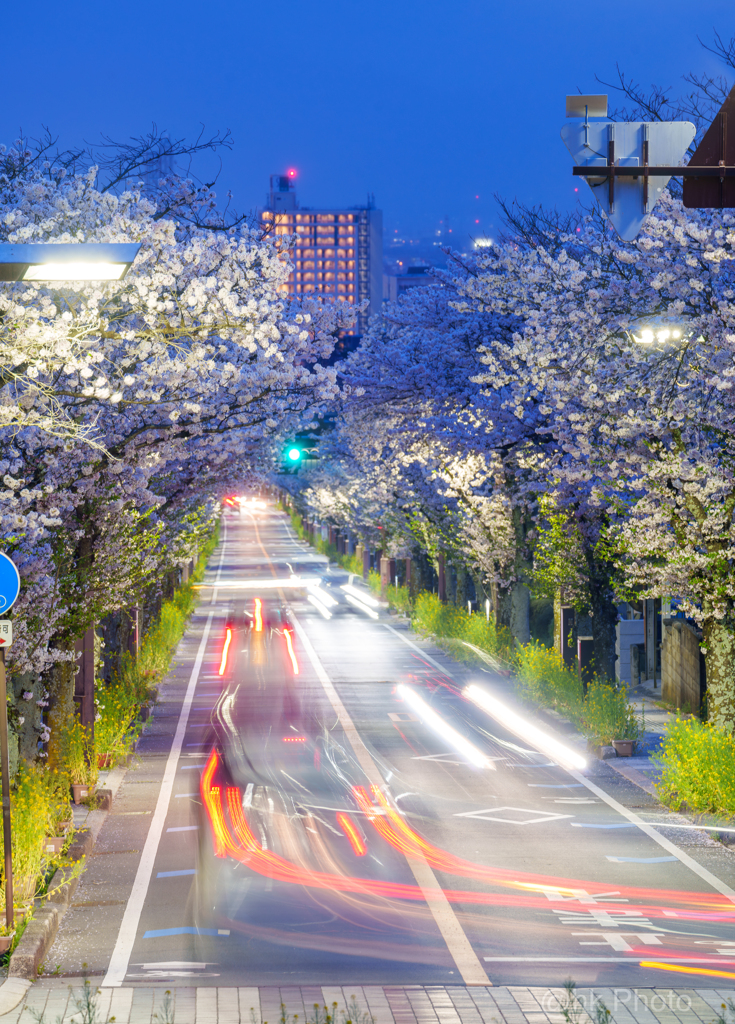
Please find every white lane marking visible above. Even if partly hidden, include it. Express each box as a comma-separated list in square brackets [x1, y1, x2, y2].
[568, 769, 735, 904]
[383, 624, 456, 678]
[102, 610, 215, 988]
[290, 612, 490, 986]
[211, 516, 228, 605]
[454, 806, 573, 825]
[166, 826, 199, 832]
[175, 793, 198, 799]
[388, 624, 735, 903]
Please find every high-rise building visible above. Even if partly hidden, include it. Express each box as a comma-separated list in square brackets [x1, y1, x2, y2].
[260, 174, 383, 332]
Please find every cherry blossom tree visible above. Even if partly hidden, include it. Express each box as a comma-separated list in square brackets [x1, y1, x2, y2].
[0, 133, 355, 759]
[458, 193, 735, 729]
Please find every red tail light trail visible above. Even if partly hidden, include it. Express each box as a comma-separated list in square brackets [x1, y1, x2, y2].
[336, 813, 367, 856]
[218, 628, 232, 676]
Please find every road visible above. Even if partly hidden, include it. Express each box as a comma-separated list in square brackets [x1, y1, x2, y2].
[45, 504, 735, 990]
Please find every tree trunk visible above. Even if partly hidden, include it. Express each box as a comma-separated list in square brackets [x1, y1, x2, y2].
[584, 540, 618, 682]
[46, 654, 76, 768]
[703, 619, 735, 732]
[509, 582, 530, 644]
[553, 589, 562, 654]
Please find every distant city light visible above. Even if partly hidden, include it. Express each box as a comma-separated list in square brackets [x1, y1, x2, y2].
[287, 168, 297, 178]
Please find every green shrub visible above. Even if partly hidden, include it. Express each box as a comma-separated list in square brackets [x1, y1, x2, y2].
[582, 681, 640, 745]
[654, 718, 735, 816]
[385, 583, 413, 616]
[515, 642, 584, 719]
[413, 592, 512, 663]
[95, 680, 141, 765]
[339, 553, 363, 576]
[60, 721, 97, 787]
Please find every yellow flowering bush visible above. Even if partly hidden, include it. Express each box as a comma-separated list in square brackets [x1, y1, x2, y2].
[654, 718, 735, 815]
[4, 763, 70, 906]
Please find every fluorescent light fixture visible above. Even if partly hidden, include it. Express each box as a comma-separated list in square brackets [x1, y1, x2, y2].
[396, 685, 494, 770]
[464, 684, 587, 770]
[307, 594, 332, 620]
[0, 242, 140, 283]
[344, 593, 379, 620]
[24, 262, 127, 281]
[341, 583, 380, 608]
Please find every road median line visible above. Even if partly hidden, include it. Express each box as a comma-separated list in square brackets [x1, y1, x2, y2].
[290, 612, 491, 986]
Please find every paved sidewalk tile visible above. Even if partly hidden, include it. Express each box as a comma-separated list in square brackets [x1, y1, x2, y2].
[216, 988, 240, 1024]
[4, 984, 735, 1024]
[361, 987, 396, 1024]
[237, 990, 260, 1024]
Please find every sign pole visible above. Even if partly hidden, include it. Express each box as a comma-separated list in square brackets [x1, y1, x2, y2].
[0, 649, 13, 931]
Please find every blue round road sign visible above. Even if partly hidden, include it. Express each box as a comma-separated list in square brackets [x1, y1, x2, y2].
[0, 553, 20, 614]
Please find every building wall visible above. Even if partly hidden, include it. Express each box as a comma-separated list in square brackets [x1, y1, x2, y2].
[661, 618, 702, 712]
[615, 619, 645, 684]
[260, 179, 382, 330]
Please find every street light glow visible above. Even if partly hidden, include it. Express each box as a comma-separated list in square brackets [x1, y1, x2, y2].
[23, 262, 129, 282]
[0, 242, 140, 283]
[287, 448, 301, 461]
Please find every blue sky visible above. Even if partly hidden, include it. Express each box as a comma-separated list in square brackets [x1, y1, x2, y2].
[5, 0, 733, 246]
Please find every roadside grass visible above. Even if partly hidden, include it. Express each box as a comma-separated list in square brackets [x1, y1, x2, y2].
[97, 525, 220, 767]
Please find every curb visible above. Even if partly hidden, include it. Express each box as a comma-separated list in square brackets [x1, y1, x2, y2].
[0, 766, 128, 1012]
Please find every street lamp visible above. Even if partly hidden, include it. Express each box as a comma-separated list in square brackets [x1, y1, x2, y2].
[0, 240, 141, 935]
[0, 242, 140, 282]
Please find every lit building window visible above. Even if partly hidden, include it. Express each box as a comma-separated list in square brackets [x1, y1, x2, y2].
[303, 273, 315, 282]
[324, 272, 335, 282]
[324, 260, 335, 270]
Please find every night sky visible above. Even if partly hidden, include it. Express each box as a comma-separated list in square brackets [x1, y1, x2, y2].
[6, 0, 733, 250]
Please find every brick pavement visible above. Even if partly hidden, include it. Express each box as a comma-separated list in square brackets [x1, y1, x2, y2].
[3, 985, 734, 1024]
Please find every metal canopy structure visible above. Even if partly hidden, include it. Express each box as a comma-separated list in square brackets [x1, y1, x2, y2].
[683, 84, 735, 208]
[563, 87, 735, 238]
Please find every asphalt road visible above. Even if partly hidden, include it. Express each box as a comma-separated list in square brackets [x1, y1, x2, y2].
[45, 504, 735, 990]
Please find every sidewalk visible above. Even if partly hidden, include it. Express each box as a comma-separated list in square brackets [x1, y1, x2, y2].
[8, 982, 735, 1024]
